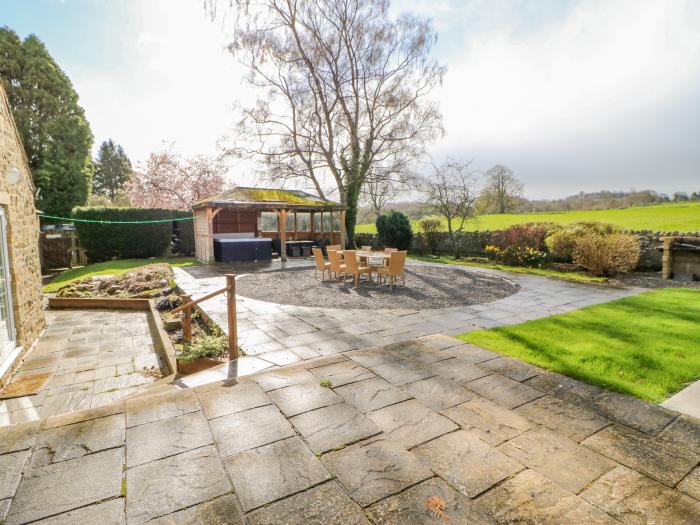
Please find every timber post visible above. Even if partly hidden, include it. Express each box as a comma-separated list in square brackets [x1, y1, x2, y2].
[226, 274, 238, 360]
[181, 294, 192, 342]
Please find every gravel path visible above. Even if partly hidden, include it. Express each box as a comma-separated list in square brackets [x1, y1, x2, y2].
[236, 265, 519, 310]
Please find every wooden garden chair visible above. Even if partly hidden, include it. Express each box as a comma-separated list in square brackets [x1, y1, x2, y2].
[327, 244, 343, 260]
[312, 247, 330, 280]
[376, 250, 407, 290]
[383, 247, 397, 266]
[327, 249, 346, 282]
[359, 245, 373, 267]
[342, 250, 373, 287]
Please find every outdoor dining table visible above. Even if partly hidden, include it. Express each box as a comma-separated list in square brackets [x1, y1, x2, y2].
[356, 250, 390, 268]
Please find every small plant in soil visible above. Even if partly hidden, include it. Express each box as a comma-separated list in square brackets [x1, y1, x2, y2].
[319, 379, 333, 388]
[176, 323, 229, 363]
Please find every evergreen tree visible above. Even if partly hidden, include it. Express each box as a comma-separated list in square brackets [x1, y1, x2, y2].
[93, 139, 132, 199]
[0, 27, 93, 216]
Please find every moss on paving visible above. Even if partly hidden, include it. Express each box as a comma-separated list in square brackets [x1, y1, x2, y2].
[43, 258, 200, 293]
[460, 289, 700, 403]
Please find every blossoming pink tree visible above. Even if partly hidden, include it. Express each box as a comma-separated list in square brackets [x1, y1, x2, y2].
[127, 149, 228, 209]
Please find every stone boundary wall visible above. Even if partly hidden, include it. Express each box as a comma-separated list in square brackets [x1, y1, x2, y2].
[355, 228, 700, 271]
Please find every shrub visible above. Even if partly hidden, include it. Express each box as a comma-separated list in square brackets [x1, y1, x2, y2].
[419, 219, 442, 255]
[573, 233, 640, 276]
[173, 213, 195, 255]
[546, 222, 620, 262]
[353, 232, 381, 250]
[488, 223, 552, 266]
[177, 330, 228, 362]
[72, 207, 192, 262]
[376, 211, 413, 250]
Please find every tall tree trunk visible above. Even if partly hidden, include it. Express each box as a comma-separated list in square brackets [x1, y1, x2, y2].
[448, 222, 459, 259]
[344, 177, 363, 248]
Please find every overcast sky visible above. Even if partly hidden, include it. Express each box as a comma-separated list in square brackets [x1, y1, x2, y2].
[3, 0, 700, 199]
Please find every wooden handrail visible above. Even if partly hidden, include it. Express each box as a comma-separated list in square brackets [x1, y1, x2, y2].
[171, 286, 227, 314]
[175, 273, 238, 360]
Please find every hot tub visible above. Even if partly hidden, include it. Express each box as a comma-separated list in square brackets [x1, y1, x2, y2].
[213, 238, 272, 262]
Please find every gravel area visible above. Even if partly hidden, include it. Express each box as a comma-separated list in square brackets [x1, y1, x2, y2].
[236, 265, 519, 310]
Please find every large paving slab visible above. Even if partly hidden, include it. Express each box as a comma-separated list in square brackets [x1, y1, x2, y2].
[7, 448, 123, 524]
[334, 376, 411, 412]
[366, 399, 458, 449]
[247, 481, 370, 525]
[476, 469, 619, 525]
[30, 413, 125, 467]
[366, 477, 496, 524]
[498, 428, 616, 494]
[210, 404, 295, 457]
[126, 410, 213, 466]
[126, 445, 231, 523]
[322, 437, 432, 507]
[413, 430, 523, 498]
[582, 423, 699, 487]
[290, 402, 380, 453]
[515, 395, 610, 442]
[442, 396, 533, 446]
[225, 436, 331, 511]
[3, 336, 698, 524]
[581, 466, 700, 524]
[148, 494, 245, 525]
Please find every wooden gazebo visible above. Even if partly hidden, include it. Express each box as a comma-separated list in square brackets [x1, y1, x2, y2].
[192, 187, 346, 263]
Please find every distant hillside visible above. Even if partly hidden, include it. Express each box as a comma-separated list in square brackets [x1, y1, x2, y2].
[356, 201, 700, 234]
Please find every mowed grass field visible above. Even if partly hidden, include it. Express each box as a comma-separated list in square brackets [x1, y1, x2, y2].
[355, 201, 700, 233]
[460, 289, 700, 403]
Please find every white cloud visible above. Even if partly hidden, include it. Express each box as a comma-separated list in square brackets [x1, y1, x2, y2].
[72, 0, 252, 179]
[435, 0, 700, 150]
[68, 0, 700, 197]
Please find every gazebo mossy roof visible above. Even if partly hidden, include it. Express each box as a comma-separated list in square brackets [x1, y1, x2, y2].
[193, 186, 344, 210]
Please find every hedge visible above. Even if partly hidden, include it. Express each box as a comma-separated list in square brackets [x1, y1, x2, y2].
[172, 211, 195, 255]
[72, 207, 195, 262]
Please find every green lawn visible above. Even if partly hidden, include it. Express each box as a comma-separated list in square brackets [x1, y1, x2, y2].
[410, 255, 607, 284]
[460, 289, 700, 402]
[43, 258, 200, 293]
[356, 201, 700, 233]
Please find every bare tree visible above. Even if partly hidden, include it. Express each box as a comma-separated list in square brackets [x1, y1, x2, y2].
[209, 0, 445, 246]
[362, 165, 417, 218]
[423, 158, 479, 258]
[483, 164, 523, 214]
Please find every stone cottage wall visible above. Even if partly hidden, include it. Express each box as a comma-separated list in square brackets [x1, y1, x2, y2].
[0, 85, 45, 359]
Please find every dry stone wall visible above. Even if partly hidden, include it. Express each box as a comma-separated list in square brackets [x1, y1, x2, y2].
[356, 229, 695, 271]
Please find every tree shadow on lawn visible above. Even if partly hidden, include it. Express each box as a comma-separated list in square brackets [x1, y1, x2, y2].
[468, 295, 700, 402]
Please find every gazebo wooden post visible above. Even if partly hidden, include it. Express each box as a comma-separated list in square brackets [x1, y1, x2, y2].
[225, 274, 238, 360]
[293, 212, 298, 241]
[181, 294, 192, 342]
[278, 209, 288, 261]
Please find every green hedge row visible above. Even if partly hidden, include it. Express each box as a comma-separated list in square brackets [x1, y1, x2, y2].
[72, 207, 195, 262]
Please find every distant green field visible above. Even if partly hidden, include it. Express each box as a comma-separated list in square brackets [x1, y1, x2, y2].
[355, 202, 700, 234]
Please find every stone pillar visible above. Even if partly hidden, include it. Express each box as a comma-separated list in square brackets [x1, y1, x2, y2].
[661, 237, 676, 280]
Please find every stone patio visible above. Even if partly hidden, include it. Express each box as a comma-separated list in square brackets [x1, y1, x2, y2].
[0, 309, 167, 427]
[173, 259, 640, 369]
[1, 334, 698, 524]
